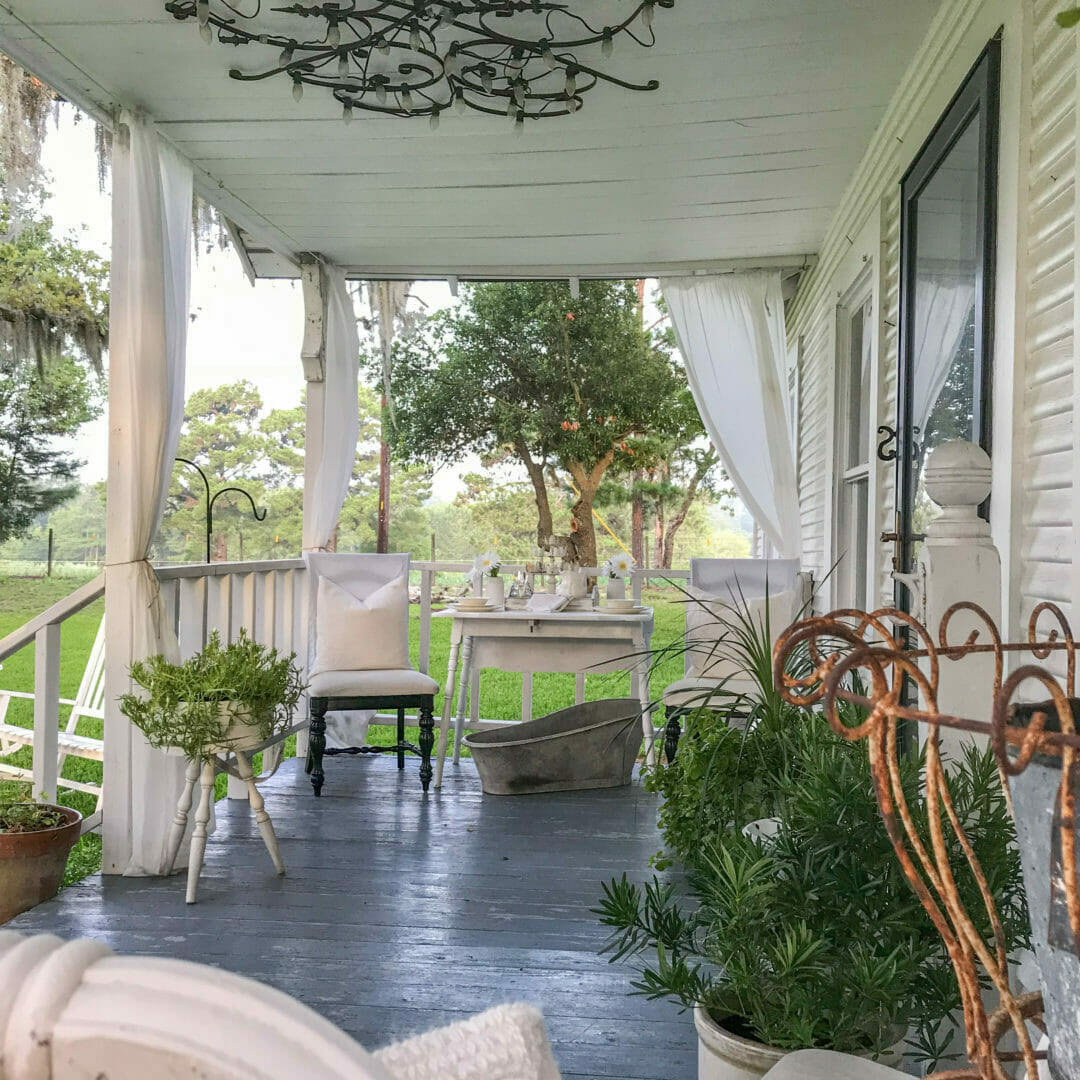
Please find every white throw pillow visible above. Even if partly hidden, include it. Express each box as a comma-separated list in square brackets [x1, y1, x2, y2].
[314, 573, 410, 674]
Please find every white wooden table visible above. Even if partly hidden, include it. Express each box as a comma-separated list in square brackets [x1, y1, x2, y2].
[432, 607, 655, 788]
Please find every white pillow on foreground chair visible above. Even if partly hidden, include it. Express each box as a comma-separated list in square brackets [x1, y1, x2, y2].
[0, 931, 561, 1080]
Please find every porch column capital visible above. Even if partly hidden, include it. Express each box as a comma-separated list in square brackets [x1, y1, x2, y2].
[300, 253, 327, 383]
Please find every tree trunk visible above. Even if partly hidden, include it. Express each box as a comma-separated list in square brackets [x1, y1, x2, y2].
[631, 470, 644, 565]
[653, 499, 664, 569]
[213, 530, 228, 563]
[515, 438, 554, 551]
[567, 452, 614, 568]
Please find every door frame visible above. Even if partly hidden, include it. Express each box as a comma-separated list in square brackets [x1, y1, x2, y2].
[895, 35, 1001, 579]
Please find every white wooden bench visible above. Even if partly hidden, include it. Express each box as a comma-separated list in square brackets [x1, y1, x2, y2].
[0, 617, 105, 808]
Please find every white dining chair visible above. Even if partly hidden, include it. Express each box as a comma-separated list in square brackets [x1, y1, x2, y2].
[660, 558, 804, 762]
[304, 553, 440, 796]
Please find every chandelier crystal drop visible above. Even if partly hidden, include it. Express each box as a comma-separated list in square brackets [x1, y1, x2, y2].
[164, 0, 672, 125]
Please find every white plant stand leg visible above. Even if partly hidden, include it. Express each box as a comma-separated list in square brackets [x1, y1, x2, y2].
[165, 758, 200, 875]
[234, 749, 285, 876]
[453, 635, 475, 765]
[186, 759, 216, 904]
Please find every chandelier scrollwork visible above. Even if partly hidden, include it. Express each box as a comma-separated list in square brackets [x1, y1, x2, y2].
[164, 0, 673, 131]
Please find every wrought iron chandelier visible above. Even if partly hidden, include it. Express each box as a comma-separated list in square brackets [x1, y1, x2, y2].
[164, 1, 673, 131]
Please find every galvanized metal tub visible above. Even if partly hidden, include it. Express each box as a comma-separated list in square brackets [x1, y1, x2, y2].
[464, 698, 642, 795]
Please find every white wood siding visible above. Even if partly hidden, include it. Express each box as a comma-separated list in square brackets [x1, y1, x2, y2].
[798, 309, 832, 590]
[1019, 0, 1076, 629]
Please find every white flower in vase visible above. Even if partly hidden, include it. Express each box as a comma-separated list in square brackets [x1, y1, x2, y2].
[602, 555, 635, 602]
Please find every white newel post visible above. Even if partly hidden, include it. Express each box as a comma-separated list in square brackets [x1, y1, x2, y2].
[911, 440, 1000, 759]
[102, 116, 194, 875]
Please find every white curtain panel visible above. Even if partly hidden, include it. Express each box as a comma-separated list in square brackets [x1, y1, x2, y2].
[663, 272, 800, 558]
[302, 267, 361, 550]
[106, 114, 193, 876]
[912, 274, 976, 434]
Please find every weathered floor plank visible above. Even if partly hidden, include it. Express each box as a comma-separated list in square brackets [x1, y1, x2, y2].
[9, 757, 694, 1080]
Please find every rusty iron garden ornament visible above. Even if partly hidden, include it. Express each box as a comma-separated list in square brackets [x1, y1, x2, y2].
[773, 601, 1080, 1080]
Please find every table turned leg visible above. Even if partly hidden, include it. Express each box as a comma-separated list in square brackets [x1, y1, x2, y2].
[235, 748, 285, 876]
[418, 699, 435, 792]
[435, 633, 462, 789]
[453, 635, 475, 765]
[307, 697, 328, 797]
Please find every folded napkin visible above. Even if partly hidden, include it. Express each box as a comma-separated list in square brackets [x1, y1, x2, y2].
[525, 593, 570, 613]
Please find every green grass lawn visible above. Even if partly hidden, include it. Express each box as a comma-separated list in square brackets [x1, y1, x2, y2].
[2, 574, 688, 886]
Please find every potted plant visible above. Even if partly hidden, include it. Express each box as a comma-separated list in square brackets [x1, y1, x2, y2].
[0, 787, 82, 923]
[118, 629, 304, 762]
[597, 719, 1031, 1079]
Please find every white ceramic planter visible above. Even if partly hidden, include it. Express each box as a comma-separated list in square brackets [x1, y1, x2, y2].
[485, 575, 505, 608]
[694, 1008, 788, 1080]
[693, 1008, 905, 1080]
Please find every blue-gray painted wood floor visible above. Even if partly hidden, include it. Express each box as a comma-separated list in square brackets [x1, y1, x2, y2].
[9, 756, 695, 1080]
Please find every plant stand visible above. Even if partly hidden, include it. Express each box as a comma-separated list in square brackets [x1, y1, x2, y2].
[165, 749, 285, 904]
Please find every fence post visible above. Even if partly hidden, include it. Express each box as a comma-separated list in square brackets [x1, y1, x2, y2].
[33, 623, 61, 804]
[46, 528, 54, 577]
[419, 568, 434, 675]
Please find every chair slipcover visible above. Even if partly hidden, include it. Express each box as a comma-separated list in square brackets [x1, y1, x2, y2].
[304, 553, 414, 747]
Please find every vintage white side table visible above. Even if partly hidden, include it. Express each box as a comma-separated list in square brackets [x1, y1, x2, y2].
[432, 607, 655, 788]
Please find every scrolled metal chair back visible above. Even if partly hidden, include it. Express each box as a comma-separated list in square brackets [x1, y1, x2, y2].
[773, 601, 1080, 1080]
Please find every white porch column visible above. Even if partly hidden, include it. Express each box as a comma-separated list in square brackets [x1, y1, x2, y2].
[911, 440, 1000, 759]
[300, 255, 328, 543]
[102, 116, 194, 875]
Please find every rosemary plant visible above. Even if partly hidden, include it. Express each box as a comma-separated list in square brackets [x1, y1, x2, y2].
[599, 584, 1030, 1066]
[119, 629, 304, 762]
[0, 784, 68, 833]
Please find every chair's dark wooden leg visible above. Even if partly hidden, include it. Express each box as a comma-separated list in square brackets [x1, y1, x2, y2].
[664, 706, 683, 765]
[308, 698, 328, 797]
[418, 699, 435, 792]
[397, 706, 406, 770]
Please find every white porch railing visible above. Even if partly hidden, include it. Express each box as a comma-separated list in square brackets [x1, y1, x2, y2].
[0, 573, 105, 834]
[1, 559, 692, 810]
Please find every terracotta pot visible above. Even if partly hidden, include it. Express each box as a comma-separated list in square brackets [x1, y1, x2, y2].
[0, 804, 82, 924]
[694, 1008, 788, 1080]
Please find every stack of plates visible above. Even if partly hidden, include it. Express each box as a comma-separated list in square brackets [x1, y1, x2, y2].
[455, 597, 497, 613]
[604, 599, 643, 614]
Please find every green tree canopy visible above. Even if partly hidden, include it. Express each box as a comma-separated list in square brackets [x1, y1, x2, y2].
[0, 351, 101, 543]
[390, 280, 684, 566]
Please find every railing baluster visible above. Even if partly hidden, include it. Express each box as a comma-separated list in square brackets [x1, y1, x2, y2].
[419, 568, 434, 675]
[33, 623, 61, 804]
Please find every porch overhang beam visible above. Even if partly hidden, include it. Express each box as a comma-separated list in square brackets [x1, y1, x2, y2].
[245, 253, 818, 284]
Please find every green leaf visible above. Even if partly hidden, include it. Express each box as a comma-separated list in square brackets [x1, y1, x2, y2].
[1057, 7, 1080, 27]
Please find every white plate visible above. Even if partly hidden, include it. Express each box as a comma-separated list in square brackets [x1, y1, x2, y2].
[604, 604, 645, 614]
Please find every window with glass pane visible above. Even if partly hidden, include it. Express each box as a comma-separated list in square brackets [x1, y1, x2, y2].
[837, 295, 873, 610]
[897, 39, 998, 577]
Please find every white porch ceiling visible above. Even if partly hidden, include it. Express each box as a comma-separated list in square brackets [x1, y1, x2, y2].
[0, 0, 942, 278]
